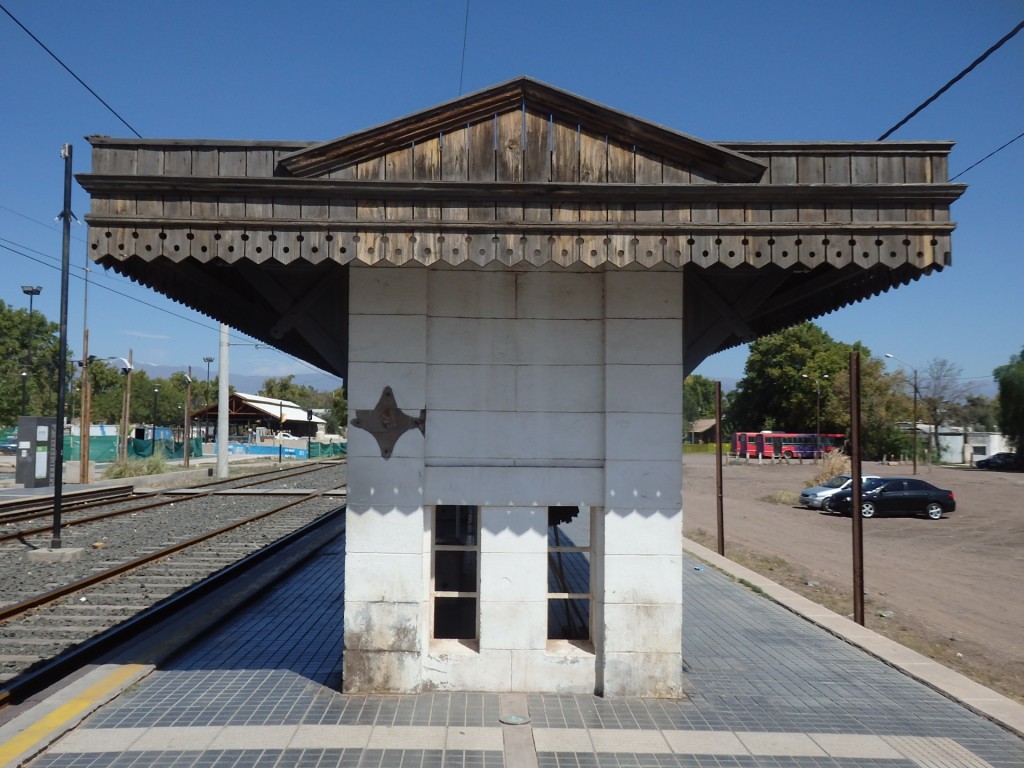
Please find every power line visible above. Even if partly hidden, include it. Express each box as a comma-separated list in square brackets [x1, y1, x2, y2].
[458, 0, 470, 95]
[0, 2, 142, 138]
[0, 239, 334, 377]
[950, 129, 1024, 181]
[878, 18, 1024, 141]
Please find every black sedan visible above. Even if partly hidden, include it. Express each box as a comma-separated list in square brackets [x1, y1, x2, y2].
[825, 477, 955, 520]
[976, 452, 1023, 471]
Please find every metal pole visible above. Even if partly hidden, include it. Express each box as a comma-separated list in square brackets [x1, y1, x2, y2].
[152, 388, 159, 452]
[20, 286, 41, 415]
[715, 380, 724, 556]
[184, 368, 192, 468]
[911, 370, 918, 475]
[203, 355, 214, 442]
[51, 144, 73, 549]
[79, 330, 90, 483]
[216, 325, 229, 479]
[119, 349, 133, 461]
[850, 351, 865, 626]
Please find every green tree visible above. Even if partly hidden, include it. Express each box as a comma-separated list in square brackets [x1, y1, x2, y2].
[994, 347, 1024, 453]
[259, 375, 317, 407]
[728, 323, 850, 433]
[0, 299, 65, 424]
[325, 386, 348, 435]
[830, 352, 912, 460]
[683, 374, 717, 440]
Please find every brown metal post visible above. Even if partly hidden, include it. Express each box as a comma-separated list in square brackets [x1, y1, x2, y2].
[850, 351, 865, 625]
[79, 328, 90, 483]
[715, 381, 724, 556]
[184, 367, 192, 468]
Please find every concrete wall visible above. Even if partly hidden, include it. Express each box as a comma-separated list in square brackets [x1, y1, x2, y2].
[344, 266, 683, 696]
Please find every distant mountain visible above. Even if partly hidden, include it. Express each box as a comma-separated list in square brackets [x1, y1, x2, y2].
[131, 363, 342, 394]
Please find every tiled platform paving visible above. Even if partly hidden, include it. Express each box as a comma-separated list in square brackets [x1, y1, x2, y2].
[22, 532, 1024, 768]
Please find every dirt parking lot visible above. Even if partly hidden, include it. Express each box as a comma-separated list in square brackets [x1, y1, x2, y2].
[682, 453, 1024, 702]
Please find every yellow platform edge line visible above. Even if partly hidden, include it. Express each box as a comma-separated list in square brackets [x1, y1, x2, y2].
[0, 663, 149, 767]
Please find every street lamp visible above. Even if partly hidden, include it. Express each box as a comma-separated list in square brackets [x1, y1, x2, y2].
[801, 373, 829, 461]
[21, 285, 42, 415]
[203, 355, 214, 441]
[152, 387, 159, 444]
[885, 353, 918, 475]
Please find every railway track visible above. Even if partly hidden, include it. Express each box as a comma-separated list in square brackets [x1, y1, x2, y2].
[0, 463, 347, 708]
[0, 460, 344, 530]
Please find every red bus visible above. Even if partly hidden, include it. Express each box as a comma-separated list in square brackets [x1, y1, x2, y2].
[732, 431, 844, 459]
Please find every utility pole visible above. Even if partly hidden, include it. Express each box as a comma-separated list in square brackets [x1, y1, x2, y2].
[51, 144, 74, 549]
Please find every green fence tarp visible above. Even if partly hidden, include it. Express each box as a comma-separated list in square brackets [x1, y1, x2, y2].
[63, 436, 204, 462]
[63, 435, 120, 462]
[309, 441, 347, 458]
[127, 438, 204, 460]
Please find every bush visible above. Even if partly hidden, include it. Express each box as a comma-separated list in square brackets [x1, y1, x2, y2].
[809, 451, 851, 487]
[104, 454, 169, 479]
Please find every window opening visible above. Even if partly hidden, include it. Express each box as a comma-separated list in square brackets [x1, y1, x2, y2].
[432, 505, 479, 640]
[547, 505, 591, 641]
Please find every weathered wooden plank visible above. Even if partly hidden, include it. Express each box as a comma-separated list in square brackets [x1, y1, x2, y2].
[413, 136, 442, 220]
[387, 148, 414, 221]
[769, 155, 797, 185]
[768, 235, 799, 269]
[495, 111, 523, 221]
[137, 148, 163, 176]
[797, 234, 828, 269]
[163, 150, 191, 218]
[551, 119, 580, 183]
[441, 127, 469, 222]
[662, 161, 691, 224]
[635, 150, 662, 224]
[468, 117, 496, 222]
[930, 154, 948, 183]
[904, 155, 929, 183]
[605, 138, 633, 223]
[357, 157, 386, 222]
[550, 117, 579, 221]
[191, 147, 218, 220]
[691, 202, 718, 223]
[878, 155, 904, 184]
[328, 163, 357, 222]
[824, 155, 850, 183]
[246, 148, 272, 178]
[851, 154, 877, 184]
[523, 108, 551, 183]
[797, 155, 824, 184]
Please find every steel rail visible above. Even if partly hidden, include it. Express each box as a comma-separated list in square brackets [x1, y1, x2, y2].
[0, 482, 346, 623]
[0, 461, 346, 544]
[0, 505, 345, 710]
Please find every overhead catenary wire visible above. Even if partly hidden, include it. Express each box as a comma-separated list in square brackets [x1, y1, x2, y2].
[0, 2, 142, 138]
[950, 129, 1024, 181]
[878, 18, 1024, 140]
[0, 239, 336, 379]
[458, 0, 470, 95]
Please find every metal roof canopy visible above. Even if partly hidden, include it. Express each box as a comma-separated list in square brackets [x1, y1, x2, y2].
[76, 77, 965, 377]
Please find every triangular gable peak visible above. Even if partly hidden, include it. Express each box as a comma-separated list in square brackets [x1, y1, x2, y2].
[278, 77, 767, 184]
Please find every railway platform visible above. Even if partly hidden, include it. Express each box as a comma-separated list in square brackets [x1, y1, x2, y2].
[2, 532, 1023, 767]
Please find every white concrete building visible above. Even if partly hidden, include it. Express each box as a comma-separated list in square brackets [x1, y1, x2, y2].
[78, 77, 965, 696]
[344, 268, 683, 695]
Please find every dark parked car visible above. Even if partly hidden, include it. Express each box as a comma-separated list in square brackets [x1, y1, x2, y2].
[825, 477, 955, 520]
[976, 452, 1023, 471]
[0, 438, 17, 456]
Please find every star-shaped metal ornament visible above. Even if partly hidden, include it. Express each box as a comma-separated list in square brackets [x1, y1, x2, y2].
[349, 386, 426, 459]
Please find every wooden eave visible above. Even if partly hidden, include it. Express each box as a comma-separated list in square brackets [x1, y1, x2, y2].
[75, 82, 965, 380]
[277, 77, 768, 183]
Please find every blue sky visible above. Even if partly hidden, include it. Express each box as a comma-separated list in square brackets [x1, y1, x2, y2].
[2, 1, 1021, 393]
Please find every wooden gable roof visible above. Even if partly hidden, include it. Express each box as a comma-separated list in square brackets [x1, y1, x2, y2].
[76, 78, 965, 378]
